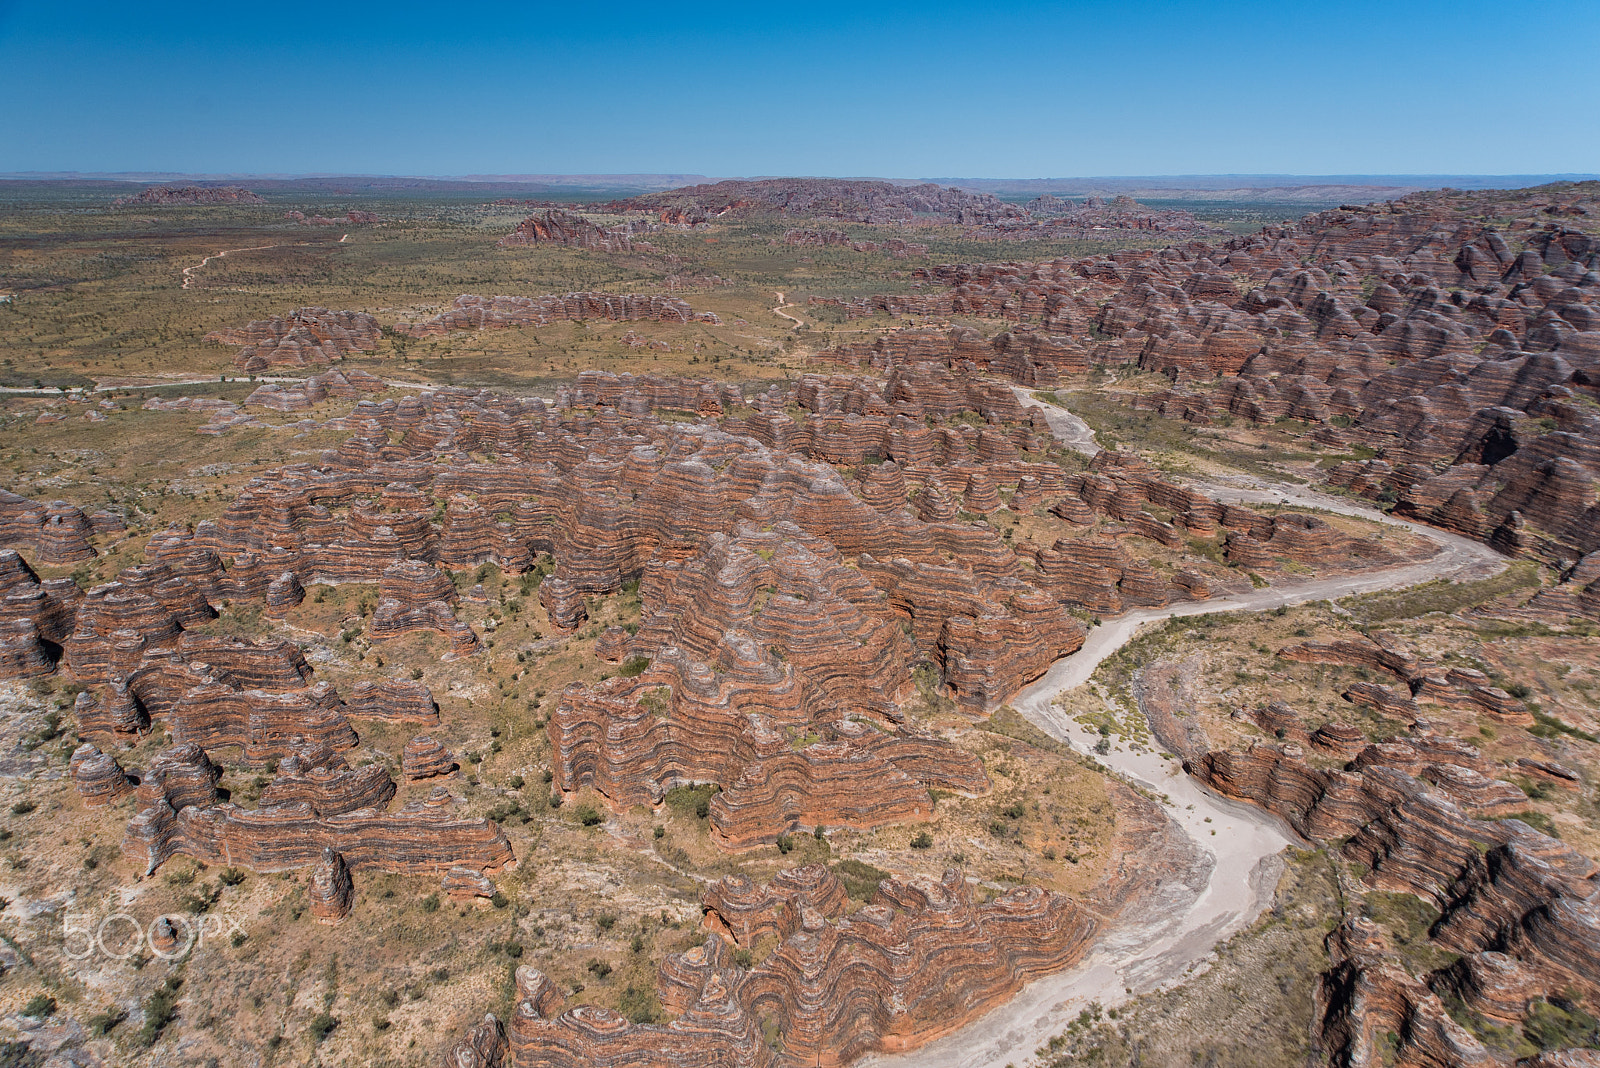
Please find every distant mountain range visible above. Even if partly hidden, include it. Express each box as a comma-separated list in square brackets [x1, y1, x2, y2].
[3, 172, 1596, 203]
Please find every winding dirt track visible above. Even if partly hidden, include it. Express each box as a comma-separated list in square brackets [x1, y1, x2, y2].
[866, 390, 1506, 1068]
[180, 242, 301, 289]
[772, 291, 805, 330]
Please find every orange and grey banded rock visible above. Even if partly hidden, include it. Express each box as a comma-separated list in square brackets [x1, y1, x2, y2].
[309, 847, 354, 923]
[404, 735, 457, 780]
[70, 743, 135, 806]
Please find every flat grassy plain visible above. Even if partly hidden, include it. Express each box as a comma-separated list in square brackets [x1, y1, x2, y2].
[0, 184, 1164, 393]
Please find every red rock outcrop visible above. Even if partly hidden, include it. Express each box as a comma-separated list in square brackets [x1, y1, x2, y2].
[137, 743, 222, 811]
[404, 735, 457, 780]
[205, 308, 381, 373]
[115, 185, 264, 206]
[1193, 734, 1600, 1065]
[243, 367, 387, 411]
[258, 738, 396, 815]
[499, 209, 637, 252]
[0, 493, 98, 565]
[624, 178, 1025, 225]
[346, 678, 440, 724]
[123, 784, 512, 877]
[443, 866, 497, 900]
[1317, 917, 1499, 1068]
[309, 847, 354, 923]
[814, 184, 1600, 562]
[69, 743, 134, 806]
[497, 867, 1094, 1068]
[700, 865, 850, 946]
[370, 559, 479, 654]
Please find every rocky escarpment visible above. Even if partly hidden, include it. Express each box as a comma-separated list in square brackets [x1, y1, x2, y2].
[498, 209, 641, 252]
[618, 178, 1026, 226]
[1277, 634, 1535, 726]
[966, 195, 1228, 241]
[782, 229, 929, 257]
[824, 184, 1600, 563]
[5, 373, 1398, 870]
[114, 185, 265, 205]
[451, 866, 1096, 1068]
[1191, 720, 1600, 1068]
[123, 782, 512, 878]
[0, 547, 82, 678]
[809, 324, 1090, 386]
[204, 307, 382, 373]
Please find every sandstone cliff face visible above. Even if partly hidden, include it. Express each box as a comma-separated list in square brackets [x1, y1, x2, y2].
[122, 784, 512, 878]
[1192, 727, 1600, 1068]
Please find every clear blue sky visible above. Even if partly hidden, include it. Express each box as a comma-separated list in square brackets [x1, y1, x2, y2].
[1, 0, 1595, 179]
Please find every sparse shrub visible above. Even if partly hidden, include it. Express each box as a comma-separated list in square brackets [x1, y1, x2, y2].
[138, 977, 182, 1046]
[574, 804, 603, 827]
[308, 1012, 338, 1043]
[618, 984, 657, 1024]
[22, 995, 56, 1018]
[86, 1007, 126, 1035]
[421, 894, 440, 912]
[910, 831, 933, 850]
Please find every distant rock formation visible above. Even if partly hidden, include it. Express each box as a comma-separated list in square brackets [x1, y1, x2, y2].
[115, 185, 265, 206]
[499, 209, 638, 252]
[620, 178, 1027, 226]
[972, 194, 1226, 240]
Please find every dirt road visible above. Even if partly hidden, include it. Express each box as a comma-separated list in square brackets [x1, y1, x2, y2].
[772, 291, 805, 330]
[181, 242, 303, 289]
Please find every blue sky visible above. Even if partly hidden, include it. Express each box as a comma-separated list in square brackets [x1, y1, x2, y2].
[1, 0, 1596, 178]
